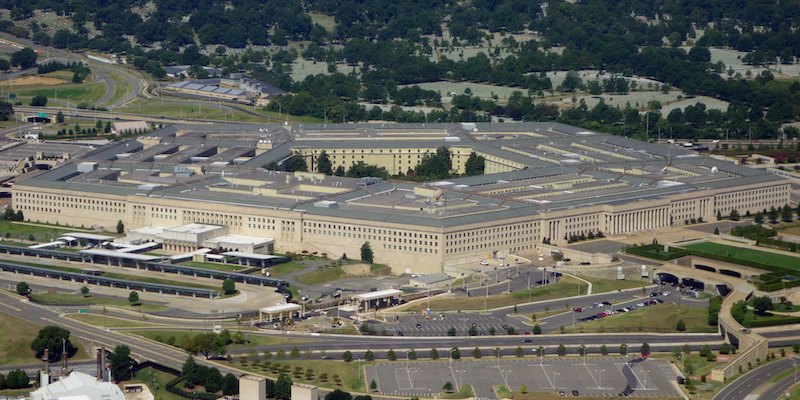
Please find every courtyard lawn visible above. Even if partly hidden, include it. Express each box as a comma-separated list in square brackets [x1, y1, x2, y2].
[131, 367, 185, 400]
[0, 312, 91, 366]
[269, 260, 310, 277]
[682, 242, 800, 272]
[565, 303, 716, 333]
[0, 220, 80, 242]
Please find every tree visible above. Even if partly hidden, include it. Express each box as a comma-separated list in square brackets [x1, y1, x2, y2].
[222, 373, 239, 395]
[274, 374, 292, 400]
[360, 242, 374, 264]
[30, 95, 48, 107]
[316, 151, 333, 175]
[31, 326, 76, 362]
[640, 343, 651, 357]
[222, 279, 236, 295]
[364, 350, 375, 361]
[620, 344, 628, 355]
[450, 347, 461, 360]
[755, 213, 764, 224]
[186, 332, 227, 359]
[676, 319, 686, 332]
[752, 296, 774, 315]
[557, 344, 567, 356]
[407, 349, 417, 360]
[415, 146, 452, 179]
[0, 59, 9, 71]
[0, 372, 5, 390]
[781, 204, 794, 222]
[600, 345, 608, 355]
[10, 48, 37, 69]
[468, 325, 478, 336]
[713, 227, 719, 235]
[515, 346, 524, 357]
[370, 379, 377, 391]
[342, 350, 353, 362]
[80, 286, 90, 297]
[15, 281, 30, 295]
[464, 152, 485, 176]
[182, 356, 202, 386]
[109, 345, 134, 382]
[5, 369, 29, 389]
[387, 349, 396, 361]
[472, 347, 482, 358]
[116, 220, 124, 234]
[285, 154, 308, 172]
[128, 291, 139, 305]
[204, 368, 223, 393]
[532, 324, 542, 334]
[442, 382, 454, 392]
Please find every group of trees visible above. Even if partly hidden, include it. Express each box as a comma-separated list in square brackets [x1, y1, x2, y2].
[174, 330, 248, 359]
[30, 326, 78, 362]
[2, 207, 24, 222]
[0, 101, 14, 121]
[37, 60, 91, 83]
[0, 369, 30, 389]
[181, 356, 238, 395]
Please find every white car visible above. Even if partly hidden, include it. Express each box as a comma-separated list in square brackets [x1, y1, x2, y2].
[480, 260, 489, 266]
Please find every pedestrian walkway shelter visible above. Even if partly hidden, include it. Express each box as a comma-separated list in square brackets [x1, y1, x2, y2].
[60, 232, 115, 247]
[79, 248, 166, 267]
[258, 303, 302, 322]
[222, 251, 286, 267]
[352, 289, 403, 312]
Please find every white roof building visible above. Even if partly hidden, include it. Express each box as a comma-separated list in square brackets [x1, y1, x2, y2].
[30, 371, 125, 400]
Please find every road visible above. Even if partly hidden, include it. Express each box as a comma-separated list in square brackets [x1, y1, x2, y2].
[713, 356, 799, 400]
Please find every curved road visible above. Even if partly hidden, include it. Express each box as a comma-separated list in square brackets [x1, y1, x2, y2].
[713, 356, 799, 400]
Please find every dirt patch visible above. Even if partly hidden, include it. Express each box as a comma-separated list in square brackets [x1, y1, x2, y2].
[341, 263, 370, 275]
[0, 76, 67, 87]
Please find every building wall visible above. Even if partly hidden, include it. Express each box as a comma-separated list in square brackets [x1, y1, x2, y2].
[239, 376, 266, 400]
[10, 179, 792, 274]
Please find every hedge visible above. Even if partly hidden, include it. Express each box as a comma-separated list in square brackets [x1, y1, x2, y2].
[748, 316, 800, 328]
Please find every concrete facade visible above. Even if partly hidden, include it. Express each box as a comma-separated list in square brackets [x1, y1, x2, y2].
[238, 375, 266, 400]
[11, 122, 793, 274]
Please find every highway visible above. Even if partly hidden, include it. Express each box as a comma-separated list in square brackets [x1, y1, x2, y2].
[713, 356, 799, 400]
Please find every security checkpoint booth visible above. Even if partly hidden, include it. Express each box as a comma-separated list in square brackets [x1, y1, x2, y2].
[352, 289, 403, 313]
[258, 303, 302, 323]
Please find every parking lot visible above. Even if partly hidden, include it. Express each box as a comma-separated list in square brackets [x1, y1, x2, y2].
[365, 357, 681, 399]
[380, 313, 527, 337]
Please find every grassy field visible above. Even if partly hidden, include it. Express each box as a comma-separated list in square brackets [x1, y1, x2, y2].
[269, 260, 311, 277]
[67, 313, 165, 328]
[577, 275, 651, 293]
[565, 303, 716, 333]
[8, 82, 107, 106]
[683, 242, 800, 271]
[181, 261, 248, 272]
[401, 276, 585, 312]
[104, 71, 134, 107]
[131, 367, 185, 400]
[296, 265, 347, 285]
[0, 312, 91, 366]
[0, 220, 79, 242]
[237, 359, 364, 391]
[124, 329, 313, 348]
[440, 384, 474, 399]
[117, 97, 319, 123]
[30, 292, 168, 312]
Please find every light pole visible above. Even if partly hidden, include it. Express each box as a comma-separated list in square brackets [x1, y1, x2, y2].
[484, 285, 488, 310]
[643, 369, 650, 390]
[527, 271, 532, 301]
[456, 370, 465, 391]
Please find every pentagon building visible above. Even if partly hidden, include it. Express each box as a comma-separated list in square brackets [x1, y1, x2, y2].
[11, 122, 790, 274]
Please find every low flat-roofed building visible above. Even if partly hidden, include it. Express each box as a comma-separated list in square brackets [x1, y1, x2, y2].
[353, 289, 403, 312]
[11, 122, 793, 274]
[410, 273, 454, 289]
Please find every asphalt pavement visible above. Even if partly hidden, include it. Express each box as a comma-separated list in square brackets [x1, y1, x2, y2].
[713, 356, 800, 400]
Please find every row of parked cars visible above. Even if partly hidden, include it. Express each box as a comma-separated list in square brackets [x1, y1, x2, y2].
[575, 298, 664, 322]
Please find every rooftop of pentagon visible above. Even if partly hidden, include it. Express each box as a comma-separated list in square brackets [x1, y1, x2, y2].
[16, 122, 783, 228]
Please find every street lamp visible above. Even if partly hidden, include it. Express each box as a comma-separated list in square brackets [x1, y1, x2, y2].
[643, 369, 650, 390]
[527, 271, 532, 302]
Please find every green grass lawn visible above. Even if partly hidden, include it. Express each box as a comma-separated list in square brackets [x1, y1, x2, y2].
[269, 260, 310, 277]
[180, 261, 247, 272]
[236, 359, 364, 392]
[576, 275, 650, 293]
[440, 384, 474, 399]
[296, 265, 347, 285]
[124, 329, 313, 348]
[11, 82, 107, 106]
[103, 71, 134, 107]
[117, 97, 319, 123]
[67, 313, 165, 328]
[400, 276, 585, 312]
[0, 220, 80, 242]
[0, 312, 91, 366]
[29, 292, 168, 312]
[682, 242, 800, 271]
[565, 303, 716, 333]
[131, 367, 185, 400]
